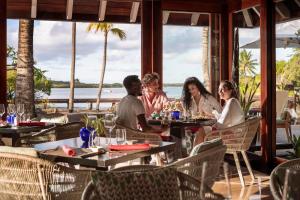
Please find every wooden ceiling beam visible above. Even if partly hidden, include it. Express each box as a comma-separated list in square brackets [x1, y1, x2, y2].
[191, 12, 200, 26]
[162, 0, 223, 13]
[275, 2, 291, 19]
[31, 0, 37, 18]
[98, 0, 107, 21]
[294, 0, 300, 7]
[242, 9, 253, 27]
[252, 7, 260, 17]
[130, 2, 140, 23]
[162, 11, 170, 24]
[66, 0, 73, 20]
[228, 0, 260, 13]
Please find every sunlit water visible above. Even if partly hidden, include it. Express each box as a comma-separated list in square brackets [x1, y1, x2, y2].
[45, 87, 183, 109]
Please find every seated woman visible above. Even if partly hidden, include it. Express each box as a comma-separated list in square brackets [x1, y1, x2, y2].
[194, 80, 245, 145]
[182, 77, 222, 118]
[139, 73, 168, 118]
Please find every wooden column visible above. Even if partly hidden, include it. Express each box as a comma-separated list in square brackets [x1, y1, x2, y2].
[227, 12, 234, 81]
[141, 0, 163, 86]
[0, 0, 7, 109]
[260, 0, 276, 170]
[219, 10, 229, 81]
[209, 14, 220, 98]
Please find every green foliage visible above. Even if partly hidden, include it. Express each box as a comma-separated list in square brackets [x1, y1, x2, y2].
[87, 23, 126, 40]
[239, 49, 258, 77]
[288, 135, 300, 158]
[6, 46, 52, 100]
[239, 77, 260, 115]
[82, 115, 106, 136]
[239, 49, 260, 115]
[7, 46, 17, 66]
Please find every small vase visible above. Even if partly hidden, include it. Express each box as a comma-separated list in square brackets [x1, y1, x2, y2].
[79, 127, 95, 143]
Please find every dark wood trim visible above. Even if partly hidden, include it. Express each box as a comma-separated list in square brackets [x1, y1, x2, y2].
[220, 10, 229, 81]
[162, 0, 224, 13]
[228, 0, 261, 13]
[141, 1, 163, 87]
[152, 0, 163, 87]
[227, 12, 234, 80]
[0, 0, 7, 110]
[209, 14, 220, 97]
[260, 0, 276, 170]
[141, 1, 152, 77]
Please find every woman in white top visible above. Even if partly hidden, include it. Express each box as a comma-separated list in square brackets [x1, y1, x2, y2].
[182, 77, 222, 118]
[194, 80, 245, 145]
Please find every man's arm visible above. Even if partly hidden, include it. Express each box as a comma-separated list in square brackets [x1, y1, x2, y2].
[137, 114, 152, 132]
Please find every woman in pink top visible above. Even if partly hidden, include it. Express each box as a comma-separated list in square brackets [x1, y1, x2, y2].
[139, 73, 168, 118]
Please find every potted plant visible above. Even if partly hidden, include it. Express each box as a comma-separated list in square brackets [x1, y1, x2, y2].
[287, 134, 300, 158]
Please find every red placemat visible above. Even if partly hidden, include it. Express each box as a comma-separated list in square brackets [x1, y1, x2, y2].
[108, 144, 150, 151]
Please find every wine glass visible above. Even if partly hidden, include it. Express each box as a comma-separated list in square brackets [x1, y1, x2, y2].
[16, 104, 25, 122]
[104, 113, 116, 144]
[7, 104, 16, 125]
[116, 129, 126, 144]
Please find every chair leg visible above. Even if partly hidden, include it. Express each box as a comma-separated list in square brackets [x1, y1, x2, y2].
[241, 151, 255, 181]
[233, 152, 245, 187]
[285, 124, 291, 142]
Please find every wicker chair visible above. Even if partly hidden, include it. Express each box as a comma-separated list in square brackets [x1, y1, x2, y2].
[270, 158, 300, 200]
[204, 117, 260, 186]
[81, 165, 225, 200]
[114, 124, 162, 142]
[15, 122, 84, 147]
[169, 139, 226, 187]
[0, 152, 92, 200]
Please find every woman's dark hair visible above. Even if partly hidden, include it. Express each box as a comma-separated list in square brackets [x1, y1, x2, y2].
[220, 80, 238, 99]
[182, 77, 211, 110]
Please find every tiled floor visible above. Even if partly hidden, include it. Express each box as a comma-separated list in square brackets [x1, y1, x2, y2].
[213, 165, 273, 200]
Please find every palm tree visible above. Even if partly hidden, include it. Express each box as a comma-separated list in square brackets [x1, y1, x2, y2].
[68, 22, 76, 113]
[87, 23, 126, 111]
[201, 27, 210, 90]
[239, 49, 258, 77]
[15, 19, 35, 117]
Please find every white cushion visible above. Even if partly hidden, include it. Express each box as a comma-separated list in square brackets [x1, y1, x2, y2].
[0, 146, 38, 157]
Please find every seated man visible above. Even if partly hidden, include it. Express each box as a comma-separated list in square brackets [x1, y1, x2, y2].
[116, 75, 154, 131]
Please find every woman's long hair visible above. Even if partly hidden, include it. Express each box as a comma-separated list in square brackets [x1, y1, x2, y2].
[220, 80, 238, 99]
[182, 77, 211, 110]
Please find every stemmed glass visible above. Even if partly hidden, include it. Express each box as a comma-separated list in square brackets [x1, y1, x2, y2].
[104, 113, 116, 145]
[7, 104, 16, 125]
[16, 104, 25, 122]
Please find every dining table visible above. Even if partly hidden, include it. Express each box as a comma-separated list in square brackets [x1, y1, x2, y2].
[148, 118, 217, 157]
[34, 137, 176, 170]
[0, 123, 54, 147]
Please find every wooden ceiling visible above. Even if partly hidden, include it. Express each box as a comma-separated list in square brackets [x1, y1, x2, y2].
[6, 0, 300, 27]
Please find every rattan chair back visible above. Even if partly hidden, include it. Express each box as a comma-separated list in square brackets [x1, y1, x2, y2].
[0, 152, 91, 200]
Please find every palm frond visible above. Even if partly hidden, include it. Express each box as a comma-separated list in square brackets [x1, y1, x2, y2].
[110, 28, 127, 40]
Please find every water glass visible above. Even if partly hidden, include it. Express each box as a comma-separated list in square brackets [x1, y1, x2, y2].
[116, 129, 126, 144]
[7, 104, 16, 125]
[16, 104, 25, 122]
[104, 113, 116, 144]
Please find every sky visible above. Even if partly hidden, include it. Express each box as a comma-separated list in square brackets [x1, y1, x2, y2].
[7, 19, 300, 84]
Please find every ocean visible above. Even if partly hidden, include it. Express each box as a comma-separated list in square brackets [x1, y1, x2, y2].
[45, 87, 183, 109]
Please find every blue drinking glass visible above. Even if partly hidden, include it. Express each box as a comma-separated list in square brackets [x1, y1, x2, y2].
[171, 111, 180, 120]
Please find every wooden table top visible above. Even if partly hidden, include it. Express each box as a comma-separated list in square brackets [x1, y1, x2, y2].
[34, 137, 176, 169]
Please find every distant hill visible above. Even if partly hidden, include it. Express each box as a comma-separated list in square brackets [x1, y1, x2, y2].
[52, 80, 183, 88]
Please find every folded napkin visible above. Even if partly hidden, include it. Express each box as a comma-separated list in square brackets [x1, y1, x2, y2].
[18, 121, 46, 127]
[108, 144, 150, 151]
[62, 145, 76, 156]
